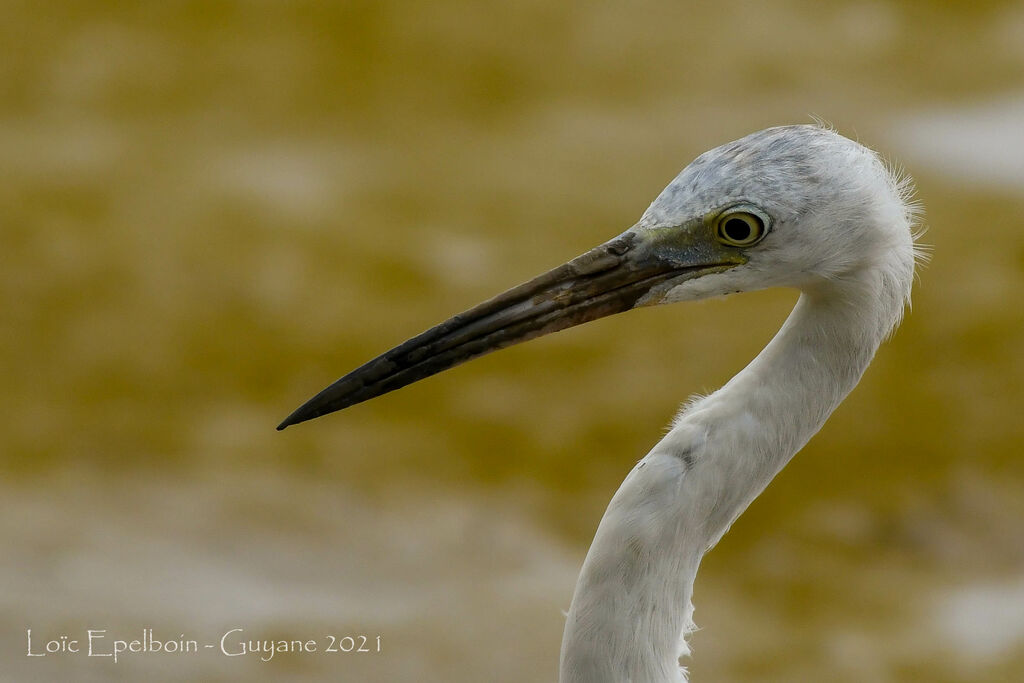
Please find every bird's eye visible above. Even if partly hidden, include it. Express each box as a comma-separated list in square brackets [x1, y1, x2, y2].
[715, 211, 766, 247]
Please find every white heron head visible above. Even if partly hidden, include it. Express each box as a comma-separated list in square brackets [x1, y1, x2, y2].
[633, 125, 919, 306]
[279, 125, 919, 429]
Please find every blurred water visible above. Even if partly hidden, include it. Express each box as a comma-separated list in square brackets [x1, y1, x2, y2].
[3, 1, 1024, 681]
[3, 472, 577, 682]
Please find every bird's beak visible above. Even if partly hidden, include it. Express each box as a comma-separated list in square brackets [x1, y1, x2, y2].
[278, 226, 741, 429]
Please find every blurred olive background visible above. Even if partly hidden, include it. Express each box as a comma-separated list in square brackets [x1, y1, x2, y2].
[3, 1, 1024, 681]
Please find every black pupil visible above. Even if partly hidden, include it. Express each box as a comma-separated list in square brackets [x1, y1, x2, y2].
[724, 217, 753, 242]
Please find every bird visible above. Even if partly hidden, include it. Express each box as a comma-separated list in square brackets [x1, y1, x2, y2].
[278, 124, 922, 682]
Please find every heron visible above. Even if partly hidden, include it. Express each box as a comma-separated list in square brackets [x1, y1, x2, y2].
[278, 124, 921, 682]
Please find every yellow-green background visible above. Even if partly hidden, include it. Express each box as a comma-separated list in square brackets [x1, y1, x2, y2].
[3, 1, 1023, 681]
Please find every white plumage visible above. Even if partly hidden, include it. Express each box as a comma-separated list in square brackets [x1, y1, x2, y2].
[280, 124, 923, 683]
[560, 126, 921, 682]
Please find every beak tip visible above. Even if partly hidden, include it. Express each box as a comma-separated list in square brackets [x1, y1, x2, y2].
[277, 389, 348, 431]
[276, 409, 309, 431]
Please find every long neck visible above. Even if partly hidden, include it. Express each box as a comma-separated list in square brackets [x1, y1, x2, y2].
[559, 272, 908, 683]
